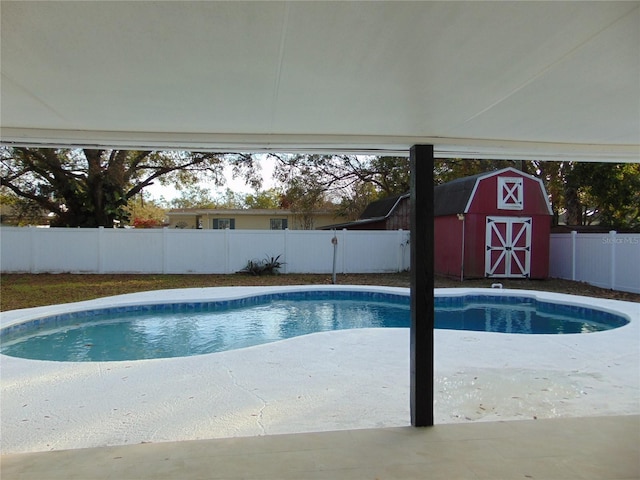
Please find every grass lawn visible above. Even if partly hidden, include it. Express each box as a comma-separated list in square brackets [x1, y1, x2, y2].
[1, 273, 638, 311]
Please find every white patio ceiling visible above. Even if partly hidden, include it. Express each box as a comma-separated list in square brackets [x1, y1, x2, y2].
[1, 1, 638, 161]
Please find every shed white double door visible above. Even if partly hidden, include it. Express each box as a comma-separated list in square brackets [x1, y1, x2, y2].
[485, 216, 532, 278]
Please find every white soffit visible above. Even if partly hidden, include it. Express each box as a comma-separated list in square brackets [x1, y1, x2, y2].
[1, 1, 639, 161]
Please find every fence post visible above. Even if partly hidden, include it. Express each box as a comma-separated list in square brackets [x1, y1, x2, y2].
[97, 226, 105, 274]
[283, 228, 289, 274]
[396, 229, 401, 272]
[609, 230, 617, 290]
[571, 230, 577, 281]
[29, 226, 36, 273]
[224, 228, 230, 274]
[341, 228, 347, 274]
[162, 227, 169, 274]
[397, 229, 404, 272]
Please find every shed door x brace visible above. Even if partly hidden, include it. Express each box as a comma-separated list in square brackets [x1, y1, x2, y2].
[485, 217, 532, 278]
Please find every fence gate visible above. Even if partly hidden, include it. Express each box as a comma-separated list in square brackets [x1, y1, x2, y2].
[485, 216, 531, 278]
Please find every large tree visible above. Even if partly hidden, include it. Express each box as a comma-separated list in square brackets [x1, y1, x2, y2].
[244, 189, 282, 209]
[563, 162, 640, 229]
[435, 159, 640, 229]
[270, 154, 410, 220]
[273, 154, 409, 195]
[279, 179, 331, 230]
[0, 148, 259, 227]
[124, 193, 167, 228]
[433, 158, 533, 184]
[270, 154, 639, 230]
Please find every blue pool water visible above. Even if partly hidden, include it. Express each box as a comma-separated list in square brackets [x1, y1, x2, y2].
[0, 291, 628, 362]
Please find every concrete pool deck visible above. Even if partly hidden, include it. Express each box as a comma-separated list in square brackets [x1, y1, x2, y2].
[3, 415, 639, 479]
[1, 286, 638, 455]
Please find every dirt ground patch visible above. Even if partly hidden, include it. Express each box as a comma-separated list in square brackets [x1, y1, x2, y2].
[1, 273, 638, 311]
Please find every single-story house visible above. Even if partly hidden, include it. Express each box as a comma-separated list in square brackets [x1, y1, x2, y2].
[166, 208, 341, 230]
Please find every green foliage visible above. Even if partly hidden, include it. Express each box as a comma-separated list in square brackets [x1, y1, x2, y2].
[568, 162, 640, 229]
[0, 148, 247, 227]
[281, 179, 329, 229]
[434, 159, 528, 184]
[214, 188, 247, 209]
[244, 189, 283, 209]
[5, 146, 635, 231]
[167, 187, 248, 209]
[124, 193, 166, 226]
[335, 181, 380, 220]
[0, 190, 49, 226]
[272, 154, 409, 196]
[239, 255, 284, 275]
[433, 159, 639, 230]
[367, 156, 411, 194]
[270, 154, 411, 221]
[167, 185, 218, 209]
[533, 161, 565, 225]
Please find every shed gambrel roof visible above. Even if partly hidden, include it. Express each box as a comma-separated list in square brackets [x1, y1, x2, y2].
[323, 167, 552, 229]
[433, 172, 488, 216]
[362, 168, 553, 218]
[353, 176, 484, 219]
[435, 167, 553, 216]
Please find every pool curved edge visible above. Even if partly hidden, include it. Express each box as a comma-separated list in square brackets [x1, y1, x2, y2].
[0, 285, 406, 331]
[1, 286, 638, 454]
[1, 285, 638, 334]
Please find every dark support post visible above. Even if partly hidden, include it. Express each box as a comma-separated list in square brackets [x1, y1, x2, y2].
[410, 144, 434, 427]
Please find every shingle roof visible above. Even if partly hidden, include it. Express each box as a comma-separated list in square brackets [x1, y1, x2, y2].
[433, 172, 487, 216]
[355, 173, 485, 220]
[357, 171, 494, 220]
[359, 194, 409, 219]
[320, 168, 538, 229]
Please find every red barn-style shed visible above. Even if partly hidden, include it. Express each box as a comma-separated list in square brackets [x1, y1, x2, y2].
[435, 167, 552, 279]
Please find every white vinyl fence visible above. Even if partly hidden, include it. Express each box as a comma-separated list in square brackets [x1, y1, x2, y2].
[2, 227, 638, 293]
[0, 227, 411, 275]
[549, 231, 640, 294]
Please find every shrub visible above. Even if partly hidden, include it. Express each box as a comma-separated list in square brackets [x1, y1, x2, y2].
[132, 217, 161, 228]
[239, 255, 284, 275]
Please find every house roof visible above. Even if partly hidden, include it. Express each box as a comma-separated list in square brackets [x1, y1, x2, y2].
[360, 194, 410, 220]
[167, 208, 333, 217]
[1, 2, 638, 161]
[317, 217, 389, 231]
[318, 193, 409, 230]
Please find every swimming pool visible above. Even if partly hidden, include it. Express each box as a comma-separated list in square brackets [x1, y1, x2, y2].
[2, 286, 639, 453]
[0, 289, 628, 362]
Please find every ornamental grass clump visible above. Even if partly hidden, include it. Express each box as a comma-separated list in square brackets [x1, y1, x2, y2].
[239, 255, 284, 276]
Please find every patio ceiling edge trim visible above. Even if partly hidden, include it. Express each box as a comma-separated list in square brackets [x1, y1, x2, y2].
[1, 128, 638, 162]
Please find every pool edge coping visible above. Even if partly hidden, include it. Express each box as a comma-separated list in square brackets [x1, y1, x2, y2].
[1, 285, 637, 333]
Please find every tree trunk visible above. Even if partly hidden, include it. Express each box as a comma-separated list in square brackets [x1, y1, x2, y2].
[564, 184, 582, 226]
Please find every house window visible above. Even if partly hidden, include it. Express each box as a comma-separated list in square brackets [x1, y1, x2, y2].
[212, 218, 235, 229]
[270, 218, 288, 230]
[497, 177, 523, 210]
